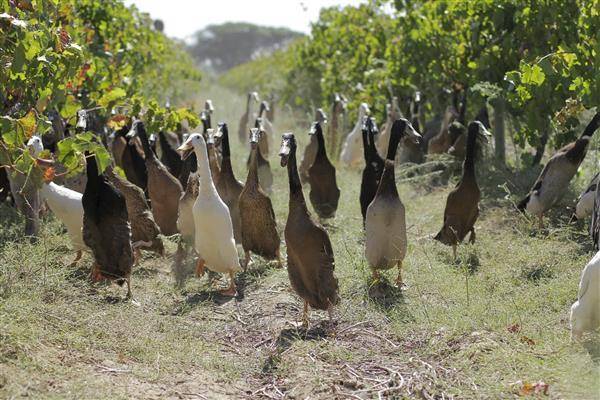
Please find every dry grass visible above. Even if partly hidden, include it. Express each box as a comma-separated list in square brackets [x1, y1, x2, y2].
[1, 81, 599, 399]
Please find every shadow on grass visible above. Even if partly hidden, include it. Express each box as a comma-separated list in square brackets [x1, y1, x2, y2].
[262, 322, 332, 374]
[0, 203, 25, 249]
[235, 259, 280, 301]
[367, 279, 406, 310]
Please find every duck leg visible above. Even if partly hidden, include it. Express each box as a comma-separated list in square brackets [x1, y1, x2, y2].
[125, 277, 132, 299]
[276, 248, 283, 268]
[242, 250, 251, 270]
[301, 300, 310, 328]
[538, 213, 544, 229]
[469, 228, 476, 244]
[69, 250, 83, 267]
[133, 247, 142, 266]
[395, 261, 406, 289]
[195, 258, 206, 277]
[219, 271, 237, 297]
[372, 269, 381, 282]
[90, 263, 103, 282]
[452, 245, 457, 260]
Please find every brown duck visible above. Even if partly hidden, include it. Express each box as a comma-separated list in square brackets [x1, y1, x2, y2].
[435, 121, 488, 259]
[238, 92, 259, 143]
[82, 153, 134, 298]
[213, 123, 243, 244]
[279, 133, 340, 327]
[239, 128, 281, 269]
[299, 108, 327, 184]
[308, 121, 340, 220]
[106, 167, 164, 261]
[518, 112, 600, 227]
[359, 116, 384, 225]
[128, 120, 183, 236]
[247, 117, 273, 193]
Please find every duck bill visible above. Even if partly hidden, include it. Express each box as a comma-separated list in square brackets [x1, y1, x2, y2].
[406, 124, 422, 145]
[177, 143, 194, 160]
[279, 145, 291, 167]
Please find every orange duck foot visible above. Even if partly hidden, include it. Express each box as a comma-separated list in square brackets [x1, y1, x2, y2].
[195, 258, 206, 277]
[90, 264, 105, 283]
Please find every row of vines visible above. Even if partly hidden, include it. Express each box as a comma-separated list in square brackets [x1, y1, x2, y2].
[222, 0, 599, 165]
[0, 0, 202, 185]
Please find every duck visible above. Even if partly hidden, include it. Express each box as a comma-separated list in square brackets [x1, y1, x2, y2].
[239, 128, 281, 269]
[518, 112, 600, 227]
[27, 136, 85, 265]
[177, 133, 241, 296]
[110, 124, 129, 168]
[427, 91, 463, 154]
[435, 121, 489, 259]
[0, 167, 10, 203]
[308, 121, 341, 220]
[177, 171, 199, 249]
[127, 120, 183, 236]
[365, 119, 421, 285]
[213, 123, 243, 244]
[340, 102, 370, 168]
[377, 97, 402, 158]
[359, 116, 384, 225]
[328, 93, 347, 161]
[570, 250, 600, 340]
[591, 181, 600, 250]
[257, 100, 274, 157]
[448, 106, 490, 160]
[299, 108, 327, 184]
[120, 125, 148, 191]
[238, 91, 260, 144]
[206, 129, 221, 185]
[399, 92, 425, 164]
[266, 93, 276, 122]
[105, 166, 164, 260]
[82, 152, 134, 298]
[279, 133, 340, 326]
[248, 117, 273, 193]
[572, 172, 599, 221]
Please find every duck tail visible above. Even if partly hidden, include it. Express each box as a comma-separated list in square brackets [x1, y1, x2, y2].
[517, 195, 530, 213]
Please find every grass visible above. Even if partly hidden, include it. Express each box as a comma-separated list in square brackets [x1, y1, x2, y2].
[1, 81, 599, 399]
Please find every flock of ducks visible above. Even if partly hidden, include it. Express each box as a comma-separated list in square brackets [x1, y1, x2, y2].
[3, 94, 600, 337]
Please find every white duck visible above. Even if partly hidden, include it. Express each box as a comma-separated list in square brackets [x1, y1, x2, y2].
[340, 103, 370, 168]
[573, 172, 599, 221]
[27, 136, 86, 266]
[177, 133, 241, 296]
[570, 250, 600, 340]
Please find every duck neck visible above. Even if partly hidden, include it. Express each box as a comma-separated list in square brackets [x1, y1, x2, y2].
[314, 128, 327, 160]
[376, 160, 398, 198]
[246, 146, 259, 189]
[386, 127, 402, 161]
[220, 127, 235, 177]
[287, 150, 308, 212]
[463, 126, 477, 178]
[361, 129, 369, 162]
[194, 144, 217, 195]
[368, 130, 379, 160]
[137, 126, 154, 160]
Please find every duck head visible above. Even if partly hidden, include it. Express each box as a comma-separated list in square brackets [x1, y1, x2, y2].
[309, 121, 323, 137]
[204, 99, 214, 114]
[254, 117, 264, 132]
[403, 119, 422, 145]
[358, 103, 371, 118]
[76, 110, 88, 131]
[177, 133, 204, 160]
[200, 110, 211, 133]
[279, 133, 296, 167]
[26, 135, 44, 156]
[248, 92, 260, 103]
[315, 108, 328, 125]
[259, 101, 270, 118]
[126, 119, 144, 139]
[214, 122, 226, 140]
[362, 116, 378, 136]
[206, 129, 216, 146]
[249, 128, 261, 149]
[471, 120, 492, 143]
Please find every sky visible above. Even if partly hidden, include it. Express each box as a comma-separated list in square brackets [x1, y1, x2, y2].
[124, 0, 365, 41]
